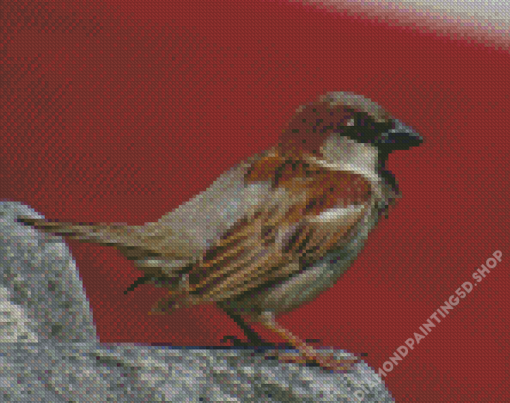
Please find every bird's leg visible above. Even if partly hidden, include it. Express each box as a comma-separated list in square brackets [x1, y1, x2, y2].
[254, 311, 357, 373]
[220, 305, 289, 348]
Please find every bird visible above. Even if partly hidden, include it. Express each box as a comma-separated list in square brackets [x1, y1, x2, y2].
[17, 92, 423, 373]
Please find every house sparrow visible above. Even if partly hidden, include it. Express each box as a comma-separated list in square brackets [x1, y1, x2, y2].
[17, 92, 422, 372]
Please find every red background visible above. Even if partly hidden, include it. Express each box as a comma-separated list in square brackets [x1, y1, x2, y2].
[2, 0, 509, 401]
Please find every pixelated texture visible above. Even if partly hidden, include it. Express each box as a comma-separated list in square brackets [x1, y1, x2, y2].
[1, 0, 509, 402]
[1, 201, 394, 402]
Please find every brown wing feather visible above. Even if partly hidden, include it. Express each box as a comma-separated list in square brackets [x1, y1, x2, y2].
[151, 149, 372, 313]
[200, 205, 368, 303]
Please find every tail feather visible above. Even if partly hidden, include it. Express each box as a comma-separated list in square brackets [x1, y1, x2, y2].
[17, 216, 143, 245]
[16, 216, 193, 261]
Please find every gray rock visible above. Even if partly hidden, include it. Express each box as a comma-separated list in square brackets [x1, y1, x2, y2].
[0, 201, 394, 402]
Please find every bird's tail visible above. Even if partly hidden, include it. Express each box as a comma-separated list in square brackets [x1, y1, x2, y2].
[16, 216, 192, 261]
[17, 216, 144, 247]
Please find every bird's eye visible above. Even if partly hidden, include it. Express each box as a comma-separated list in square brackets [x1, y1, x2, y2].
[342, 113, 383, 142]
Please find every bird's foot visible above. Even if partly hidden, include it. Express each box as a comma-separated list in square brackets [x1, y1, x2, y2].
[265, 349, 358, 373]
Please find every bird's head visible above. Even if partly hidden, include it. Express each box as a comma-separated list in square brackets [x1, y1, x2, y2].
[279, 92, 423, 168]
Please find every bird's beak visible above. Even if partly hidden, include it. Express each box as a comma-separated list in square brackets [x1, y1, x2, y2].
[376, 119, 423, 151]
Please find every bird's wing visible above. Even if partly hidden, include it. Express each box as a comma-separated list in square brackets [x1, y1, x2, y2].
[151, 148, 373, 313]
